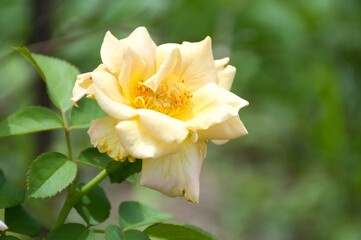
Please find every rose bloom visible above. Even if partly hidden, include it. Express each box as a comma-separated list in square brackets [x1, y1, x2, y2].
[71, 27, 248, 203]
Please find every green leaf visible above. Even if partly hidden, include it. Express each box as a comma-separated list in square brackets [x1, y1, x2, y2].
[27, 152, 77, 198]
[144, 223, 218, 240]
[106, 160, 142, 184]
[70, 98, 106, 129]
[0, 235, 21, 240]
[16, 47, 79, 111]
[45, 223, 94, 240]
[105, 225, 123, 240]
[0, 169, 24, 208]
[74, 184, 111, 226]
[5, 205, 42, 237]
[0, 106, 63, 138]
[77, 148, 112, 169]
[124, 230, 150, 240]
[119, 201, 172, 230]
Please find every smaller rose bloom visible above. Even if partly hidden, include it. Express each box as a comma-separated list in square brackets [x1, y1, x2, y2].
[0, 220, 8, 231]
[72, 27, 248, 203]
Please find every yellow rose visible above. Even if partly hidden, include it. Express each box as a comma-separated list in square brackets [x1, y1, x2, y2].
[71, 27, 248, 203]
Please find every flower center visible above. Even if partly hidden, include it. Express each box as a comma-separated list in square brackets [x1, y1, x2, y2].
[133, 81, 192, 117]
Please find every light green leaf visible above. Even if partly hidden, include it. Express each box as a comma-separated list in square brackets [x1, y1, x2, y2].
[70, 98, 106, 129]
[144, 223, 218, 240]
[5, 205, 42, 237]
[0, 106, 63, 138]
[74, 184, 111, 226]
[16, 47, 79, 111]
[45, 223, 94, 240]
[105, 225, 123, 240]
[0, 169, 24, 208]
[119, 201, 172, 230]
[124, 230, 150, 240]
[77, 148, 112, 169]
[27, 152, 77, 198]
[106, 160, 142, 184]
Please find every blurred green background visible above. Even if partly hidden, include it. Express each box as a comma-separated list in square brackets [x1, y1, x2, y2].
[1, 0, 361, 239]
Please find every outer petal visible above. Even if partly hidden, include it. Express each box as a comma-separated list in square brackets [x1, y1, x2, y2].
[198, 116, 248, 141]
[115, 118, 184, 159]
[178, 37, 218, 91]
[88, 117, 128, 161]
[71, 72, 93, 106]
[214, 57, 236, 91]
[92, 69, 125, 103]
[140, 140, 207, 203]
[100, 31, 123, 74]
[121, 27, 157, 77]
[187, 83, 249, 129]
[93, 85, 137, 120]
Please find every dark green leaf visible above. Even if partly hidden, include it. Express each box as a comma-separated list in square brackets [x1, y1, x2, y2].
[0, 106, 63, 138]
[16, 47, 79, 111]
[77, 148, 112, 169]
[106, 160, 142, 184]
[74, 184, 111, 226]
[5, 205, 42, 237]
[144, 223, 218, 240]
[70, 98, 106, 129]
[0, 235, 21, 240]
[119, 201, 172, 230]
[124, 230, 150, 240]
[105, 225, 123, 240]
[27, 152, 77, 198]
[45, 223, 94, 240]
[0, 169, 24, 208]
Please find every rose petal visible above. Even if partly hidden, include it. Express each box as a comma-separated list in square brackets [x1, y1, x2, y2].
[143, 48, 182, 91]
[121, 27, 157, 77]
[140, 140, 207, 203]
[214, 57, 236, 91]
[92, 69, 126, 103]
[93, 85, 137, 120]
[88, 117, 128, 161]
[178, 37, 218, 91]
[71, 72, 93, 106]
[137, 109, 189, 143]
[198, 116, 248, 141]
[100, 31, 123, 74]
[118, 46, 145, 100]
[187, 83, 249, 129]
[115, 118, 184, 159]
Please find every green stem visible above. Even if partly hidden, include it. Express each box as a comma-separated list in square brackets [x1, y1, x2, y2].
[62, 111, 73, 160]
[53, 169, 108, 230]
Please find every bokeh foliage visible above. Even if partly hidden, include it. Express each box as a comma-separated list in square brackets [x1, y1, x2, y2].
[0, 0, 360, 239]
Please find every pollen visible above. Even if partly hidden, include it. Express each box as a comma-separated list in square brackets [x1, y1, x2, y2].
[133, 80, 192, 117]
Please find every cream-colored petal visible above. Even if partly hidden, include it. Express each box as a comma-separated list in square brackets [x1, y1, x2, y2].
[187, 83, 249, 130]
[140, 140, 207, 203]
[137, 109, 189, 143]
[100, 31, 123, 74]
[118, 46, 145, 100]
[115, 119, 183, 159]
[93, 85, 137, 120]
[214, 57, 236, 91]
[92, 69, 126, 103]
[156, 43, 181, 69]
[71, 72, 93, 106]
[178, 37, 218, 91]
[121, 27, 157, 77]
[198, 116, 248, 141]
[143, 48, 182, 91]
[88, 117, 128, 161]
